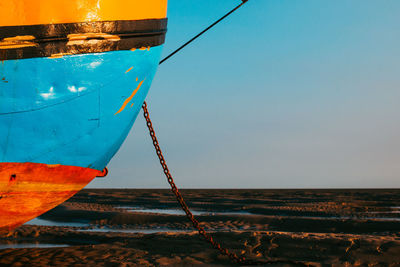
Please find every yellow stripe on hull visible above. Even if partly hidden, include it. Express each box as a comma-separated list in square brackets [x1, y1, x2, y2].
[0, 0, 168, 26]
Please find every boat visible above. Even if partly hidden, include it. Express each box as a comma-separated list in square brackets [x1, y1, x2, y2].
[0, 0, 168, 234]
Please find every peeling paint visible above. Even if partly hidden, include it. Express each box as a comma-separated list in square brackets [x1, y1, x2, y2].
[0, 35, 37, 50]
[125, 67, 133, 73]
[67, 33, 120, 46]
[89, 61, 102, 68]
[49, 53, 73, 59]
[40, 87, 55, 99]
[114, 80, 144, 115]
[68, 86, 87, 93]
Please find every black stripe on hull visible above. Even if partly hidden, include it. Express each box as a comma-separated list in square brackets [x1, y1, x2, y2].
[0, 19, 167, 60]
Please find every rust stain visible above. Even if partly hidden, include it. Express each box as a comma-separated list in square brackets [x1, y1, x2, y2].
[125, 67, 134, 73]
[67, 33, 120, 46]
[0, 35, 37, 49]
[114, 80, 144, 115]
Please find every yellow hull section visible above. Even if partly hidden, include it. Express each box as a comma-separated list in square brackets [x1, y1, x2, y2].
[0, 0, 167, 26]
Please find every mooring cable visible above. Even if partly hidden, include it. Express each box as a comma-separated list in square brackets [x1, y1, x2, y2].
[159, 0, 248, 65]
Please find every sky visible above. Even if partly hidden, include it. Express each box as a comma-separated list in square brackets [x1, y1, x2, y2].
[89, 0, 400, 189]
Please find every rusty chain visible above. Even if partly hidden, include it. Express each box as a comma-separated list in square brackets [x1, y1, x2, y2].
[147, 1, 250, 263]
[142, 101, 248, 264]
[139, 2, 309, 264]
[141, 101, 314, 267]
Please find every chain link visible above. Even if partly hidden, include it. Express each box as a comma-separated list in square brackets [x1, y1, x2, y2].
[142, 101, 247, 264]
[141, 101, 314, 266]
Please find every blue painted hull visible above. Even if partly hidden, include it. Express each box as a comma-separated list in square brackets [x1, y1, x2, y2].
[0, 46, 163, 170]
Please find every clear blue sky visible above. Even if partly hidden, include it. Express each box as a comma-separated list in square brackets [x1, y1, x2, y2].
[90, 0, 400, 188]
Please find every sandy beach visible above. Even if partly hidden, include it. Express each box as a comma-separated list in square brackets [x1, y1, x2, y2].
[1, 189, 400, 266]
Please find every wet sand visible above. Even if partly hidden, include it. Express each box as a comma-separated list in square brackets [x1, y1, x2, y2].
[1, 189, 400, 266]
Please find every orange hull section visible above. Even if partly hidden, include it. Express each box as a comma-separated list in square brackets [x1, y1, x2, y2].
[0, 0, 168, 26]
[0, 163, 102, 235]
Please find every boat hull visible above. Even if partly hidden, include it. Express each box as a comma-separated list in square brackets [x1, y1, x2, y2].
[0, 47, 163, 170]
[0, 162, 103, 234]
[0, 0, 168, 233]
